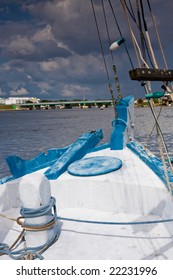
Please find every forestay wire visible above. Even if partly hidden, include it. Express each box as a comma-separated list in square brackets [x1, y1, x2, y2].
[90, 0, 135, 118]
[101, 0, 122, 101]
[90, 0, 110, 82]
[90, 0, 117, 117]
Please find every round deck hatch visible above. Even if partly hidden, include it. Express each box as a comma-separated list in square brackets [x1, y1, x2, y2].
[67, 156, 122, 176]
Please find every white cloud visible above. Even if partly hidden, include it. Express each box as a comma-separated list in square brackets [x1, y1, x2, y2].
[27, 74, 32, 80]
[37, 81, 52, 94]
[40, 53, 104, 78]
[40, 59, 59, 71]
[10, 87, 28, 96]
[0, 63, 11, 71]
[62, 84, 90, 98]
[8, 36, 36, 56]
[32, 24, 55, 43]
[40, 57, 70, 72]
[56, 41, 75, 54]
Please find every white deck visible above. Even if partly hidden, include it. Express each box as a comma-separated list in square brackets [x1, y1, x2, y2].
[1, 147, 173, 260]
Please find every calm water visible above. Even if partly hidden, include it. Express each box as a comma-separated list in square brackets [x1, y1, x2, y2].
[0, 106, 173, 178]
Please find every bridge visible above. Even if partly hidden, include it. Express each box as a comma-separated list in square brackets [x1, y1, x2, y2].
[19, 99, 113, 109]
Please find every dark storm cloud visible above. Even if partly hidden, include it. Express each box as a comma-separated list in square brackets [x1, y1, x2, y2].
[0, 0, 172, 100]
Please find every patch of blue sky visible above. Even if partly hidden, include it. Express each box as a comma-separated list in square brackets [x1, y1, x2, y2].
[0, 3, 32, 23]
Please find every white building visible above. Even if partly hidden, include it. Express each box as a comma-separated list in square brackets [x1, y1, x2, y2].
[0, 98, 6, 104]
[4, 97, 40, 105]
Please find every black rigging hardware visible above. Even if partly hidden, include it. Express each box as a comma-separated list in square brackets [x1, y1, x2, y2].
[129, 68, 173, 81]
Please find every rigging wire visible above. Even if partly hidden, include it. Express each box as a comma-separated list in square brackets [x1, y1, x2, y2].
[124, 0, 154, 67]
[101, 0, 118, 112]
[127, 0, 136, 22]
[136, 0, 146, 61]
[145, 104, 163, 147]
[146, 0, 168, 70]
[138, 0, 163, 148]
[101, 0, 122, 101]
[90, 0, 110, 82]
[108, 0, 134, 69]
[146, 0, 173, 92]
[120, 0, 147, 72]
[90, 0, 117, 117]
[101, 0, 114, 64]
[139, 1, 171, 135]
[139, 0, 158, 69]
[127, 0, 173, 193]
[148, 99, 173, 195]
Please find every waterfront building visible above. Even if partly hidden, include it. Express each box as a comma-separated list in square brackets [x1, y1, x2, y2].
[4, 97, 40, 105]
[0, 98, 6, 104]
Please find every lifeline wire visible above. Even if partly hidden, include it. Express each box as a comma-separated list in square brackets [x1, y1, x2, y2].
[58, 216, 173, 225]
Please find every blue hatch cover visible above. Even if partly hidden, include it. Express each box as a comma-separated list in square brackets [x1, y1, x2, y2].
[67, 156, 122, 176]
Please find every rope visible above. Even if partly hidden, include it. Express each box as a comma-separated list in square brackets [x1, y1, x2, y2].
[120, 0, 153, 97]
[17, 216, 56, 231]
[124, 0, 154, 68]
[0, 213, 17, 222]
[147, 0, 168, 70]
[140, 0, 172, 93]
[145, 104, 163, 147]
[148, 100, 173, 195]
[0, 197, 58, 260]
[146, 0, 173, 91]
[120, 0, 141, 68]
[131, 30, 149, 68]
[20, 196, 57, 219]
[58, 216, 173, 225]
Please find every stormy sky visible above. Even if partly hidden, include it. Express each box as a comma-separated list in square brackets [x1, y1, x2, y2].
[0, 0, 172, 100]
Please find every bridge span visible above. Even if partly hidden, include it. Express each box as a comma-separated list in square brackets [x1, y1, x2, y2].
[19, 100, 113, 109]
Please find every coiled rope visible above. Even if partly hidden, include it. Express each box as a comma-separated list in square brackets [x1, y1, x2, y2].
[0, 197, 58, 260]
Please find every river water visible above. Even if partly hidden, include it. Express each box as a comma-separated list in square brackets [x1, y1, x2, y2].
[0, 106, 173, 178]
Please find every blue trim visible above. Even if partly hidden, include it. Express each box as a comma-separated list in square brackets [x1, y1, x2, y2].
[0, 175, 14, 185]
[145, 92, 164, 99]
[88, 142, 110, 153]
[6, 147, 69, 177]
[0, 130, 103, 184]
[45, 129, 103, 180]
[0, 147, 69, 184]
[117, 95, 134, 107]
[127, 141, 173, 191]
[110, 96, 134, 150]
